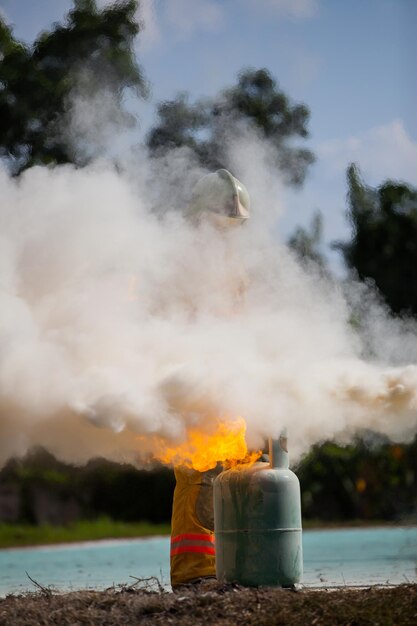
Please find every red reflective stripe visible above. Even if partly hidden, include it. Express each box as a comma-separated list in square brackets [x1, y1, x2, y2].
[171, 533, 215, 544]
[170, 545, 216, 556]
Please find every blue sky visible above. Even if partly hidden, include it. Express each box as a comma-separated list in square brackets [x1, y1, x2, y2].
[1, 0, 416, 269]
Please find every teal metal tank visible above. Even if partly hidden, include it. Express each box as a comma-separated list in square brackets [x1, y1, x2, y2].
[214, 435, 303, 587]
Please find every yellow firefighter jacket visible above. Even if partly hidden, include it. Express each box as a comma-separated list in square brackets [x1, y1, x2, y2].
[170, 466, 220, 587]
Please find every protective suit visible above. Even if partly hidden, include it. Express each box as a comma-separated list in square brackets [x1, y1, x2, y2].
[170, 466, 218, 587]
[170, 169, 250, 588]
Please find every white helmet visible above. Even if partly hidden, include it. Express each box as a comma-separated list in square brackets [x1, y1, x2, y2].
[188, 169, 250, 226]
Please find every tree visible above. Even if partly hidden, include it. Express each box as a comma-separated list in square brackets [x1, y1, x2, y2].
[147, 68, 315, 187]
[336, 164, 417, 315]
[0, 0, 147, 173]
[296, 436, 417, 522]
[288, 212, 325, 267]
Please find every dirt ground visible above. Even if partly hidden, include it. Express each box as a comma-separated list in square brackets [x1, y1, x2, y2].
[1, 580, 416, 626]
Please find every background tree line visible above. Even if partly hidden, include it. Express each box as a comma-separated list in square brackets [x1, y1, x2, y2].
[1, 436, 416, 525]
[1, 0, 417, 526]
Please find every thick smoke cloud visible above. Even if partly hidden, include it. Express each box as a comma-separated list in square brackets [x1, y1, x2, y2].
[1, 130, 417, 469]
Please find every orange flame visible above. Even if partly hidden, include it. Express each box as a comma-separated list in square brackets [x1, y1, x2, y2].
[150, 418, 260, 472]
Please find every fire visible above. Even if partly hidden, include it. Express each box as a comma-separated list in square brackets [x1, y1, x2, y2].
[151, 418, 260, 472]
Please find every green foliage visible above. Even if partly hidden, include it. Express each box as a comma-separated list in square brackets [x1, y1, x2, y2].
[0, 0, 146, 173]
[288, 211, 325, 267]
[297, 435, 417, 522]
[145, 92, 208, 154]
[0, 518, 170, 548]
[147, 68, 315, 186]
[336, 164, 417, 315]
[0, 450, 175, 526]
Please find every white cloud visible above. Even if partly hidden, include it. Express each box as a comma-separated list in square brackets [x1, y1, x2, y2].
[139, 0, 161, 49]
[244, 0, 318, 19]
[163, 0, 224, 38]
[318, 119, 417, 186]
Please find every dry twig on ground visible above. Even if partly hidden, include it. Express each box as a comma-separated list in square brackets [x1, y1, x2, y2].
[1, 581, 416, 626]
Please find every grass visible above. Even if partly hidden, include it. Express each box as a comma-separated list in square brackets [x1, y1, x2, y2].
[0, 518, 170, 549]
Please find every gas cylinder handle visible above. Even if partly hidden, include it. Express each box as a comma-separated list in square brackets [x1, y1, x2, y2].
[269, 431, 289, 469]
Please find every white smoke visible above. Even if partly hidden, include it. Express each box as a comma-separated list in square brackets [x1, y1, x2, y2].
[64, 78, 131, 162]
[1, 125, 417, 469]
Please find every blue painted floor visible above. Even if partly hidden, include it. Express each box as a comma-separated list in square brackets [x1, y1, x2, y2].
[1, 527, 416, 596]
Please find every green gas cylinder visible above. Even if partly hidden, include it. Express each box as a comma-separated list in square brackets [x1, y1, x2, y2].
[213, 435, 303, 587]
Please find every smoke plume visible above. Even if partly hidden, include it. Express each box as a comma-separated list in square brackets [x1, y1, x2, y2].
[1, 128, 417, 468]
